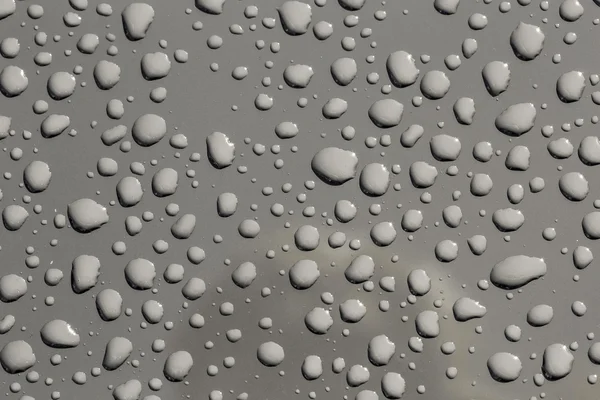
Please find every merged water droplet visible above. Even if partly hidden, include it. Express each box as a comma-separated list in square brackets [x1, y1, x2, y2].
[490, 255, 547, 289]
[495, 103, 537, 136]
[122, 3, 155, 41]
[542, 344, 574, 380]
[510, 22, 545, 61]
[386, 50, 419, 87]
[482, 61, 511, 96]
[368, 99, 403, 128]
[67, 198, 109, 233]
[0, 341, 36, 374]
[0, 65, 28, 97]
[487, 352, 522, 382]
[311, 147, 358, 185]
[40, 319, 80, 348]
[278, 1, 312, 35]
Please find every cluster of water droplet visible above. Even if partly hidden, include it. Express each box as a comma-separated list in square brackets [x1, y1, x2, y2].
[3, 0, 600, 398]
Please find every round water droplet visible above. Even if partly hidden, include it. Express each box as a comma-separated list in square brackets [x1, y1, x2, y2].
[487, 352, 522, 382]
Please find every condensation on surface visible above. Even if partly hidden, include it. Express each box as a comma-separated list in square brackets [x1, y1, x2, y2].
[0, 0, 600, 399]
